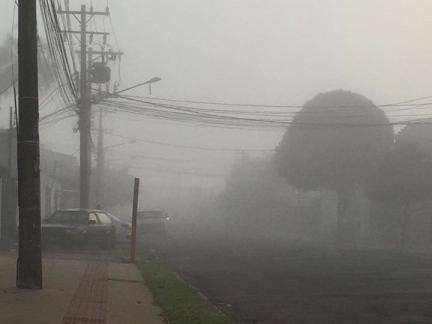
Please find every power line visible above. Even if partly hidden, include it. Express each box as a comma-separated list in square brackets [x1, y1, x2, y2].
[102, 97, 432, 129]
[120, 93, 432, 110]
[39, 0, 78, 105]
[109, 152, 234, 164]
[102, 130, 276, 152]
[118, 94, 432, 117]
[129, 165, 227, 178]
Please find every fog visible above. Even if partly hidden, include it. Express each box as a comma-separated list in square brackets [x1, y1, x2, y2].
[2, 1, 432, 323]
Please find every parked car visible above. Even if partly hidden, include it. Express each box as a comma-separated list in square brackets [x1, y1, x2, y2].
[42, 209, 116, 249]
[106, 213, 131, 243]
[137, 209, 169, 236]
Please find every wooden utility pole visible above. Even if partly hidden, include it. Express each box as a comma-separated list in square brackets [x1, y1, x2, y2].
[16, 0, 42, 289]
[130, 178, 140, 263]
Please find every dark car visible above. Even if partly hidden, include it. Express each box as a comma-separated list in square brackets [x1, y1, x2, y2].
[42, 209, 116, 249]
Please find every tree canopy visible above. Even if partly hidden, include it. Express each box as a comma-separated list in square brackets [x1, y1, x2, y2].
[275, 90, 393, 194]
[0, 34, 54, 95]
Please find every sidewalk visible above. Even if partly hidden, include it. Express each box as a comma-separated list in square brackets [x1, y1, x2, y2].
[0, 253, 164, 324]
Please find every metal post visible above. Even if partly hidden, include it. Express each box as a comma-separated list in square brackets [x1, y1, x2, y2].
[130, 178, 140, 263]
[16, 0, 42, 289]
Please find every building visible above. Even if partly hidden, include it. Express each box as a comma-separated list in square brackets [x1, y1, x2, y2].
[0, 128, 79, 243]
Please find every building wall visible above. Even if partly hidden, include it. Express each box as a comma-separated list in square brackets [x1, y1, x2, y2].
[0, 129, 79, 235]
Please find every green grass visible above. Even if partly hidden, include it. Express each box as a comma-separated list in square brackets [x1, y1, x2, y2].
[138, 254, 235, 324]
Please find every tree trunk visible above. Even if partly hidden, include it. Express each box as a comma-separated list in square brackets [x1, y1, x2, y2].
[400, 202, 410, 252]
[337, 191, 349, 246]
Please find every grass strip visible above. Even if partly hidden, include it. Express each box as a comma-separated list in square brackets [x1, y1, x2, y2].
[138, 253, 235, 324]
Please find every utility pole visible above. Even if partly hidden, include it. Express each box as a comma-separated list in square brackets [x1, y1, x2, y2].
[1, 108, 14, 244]
[7, 107, 15, 240]
[95, 107, 104, 206]
[8, 107, 13, 176]
[58, 5, 110, 209]
[16, 0, 42, 289]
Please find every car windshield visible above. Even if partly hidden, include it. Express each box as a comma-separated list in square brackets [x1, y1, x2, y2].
[107, 213, 120, 223]
[47, 211, 88, 225]
[97, 212, 112, 224]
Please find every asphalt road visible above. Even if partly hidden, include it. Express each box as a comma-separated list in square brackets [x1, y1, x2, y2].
[157, 237, 432, 324]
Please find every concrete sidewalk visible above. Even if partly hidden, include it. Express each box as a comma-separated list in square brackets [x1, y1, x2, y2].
[0, 253, 164, 324]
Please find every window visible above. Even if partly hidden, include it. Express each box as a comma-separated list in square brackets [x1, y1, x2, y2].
[48, 210, 88, 225]
[97, 213, 112, 224]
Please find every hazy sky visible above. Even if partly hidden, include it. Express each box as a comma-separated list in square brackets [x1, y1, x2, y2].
[2, 0, 432, 193]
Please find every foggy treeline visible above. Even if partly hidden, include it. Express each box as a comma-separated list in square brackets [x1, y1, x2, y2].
[169, 90, 432, 253]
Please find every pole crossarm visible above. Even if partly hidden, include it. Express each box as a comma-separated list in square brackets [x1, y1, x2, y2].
[60, 30, 110, 36]
[57, 9, 110, 16]
[76, 50, 124, 55]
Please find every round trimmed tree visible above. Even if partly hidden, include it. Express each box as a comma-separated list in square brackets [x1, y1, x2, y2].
[275, 90, 393, 242]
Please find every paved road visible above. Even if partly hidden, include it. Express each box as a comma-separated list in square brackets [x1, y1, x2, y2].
[159, 238, 432, 324]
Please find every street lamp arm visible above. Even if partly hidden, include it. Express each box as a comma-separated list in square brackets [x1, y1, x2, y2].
[103, 139, 137, 151]
[114, 77, 161, 95]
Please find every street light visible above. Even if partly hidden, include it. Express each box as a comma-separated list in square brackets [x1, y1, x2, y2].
[91, 77, 162, 104]
[103, 139, 137, 151]
[114, 76, 162, 96]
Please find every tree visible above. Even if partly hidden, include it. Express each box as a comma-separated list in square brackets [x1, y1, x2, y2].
[0, 34, 54, 95]
[275, 90, 393, 243]
[396, 120, 432, 156]
[366, 142, 432, 250]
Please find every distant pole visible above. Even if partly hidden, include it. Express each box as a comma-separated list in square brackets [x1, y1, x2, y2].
[130, 178, 140, 263]
[1, 108, 13, 242]
[8, 107, 13, 173]
[16, 0, 42, 289]
[6, 106, 15, 240]
[95, 107, 104, 205]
